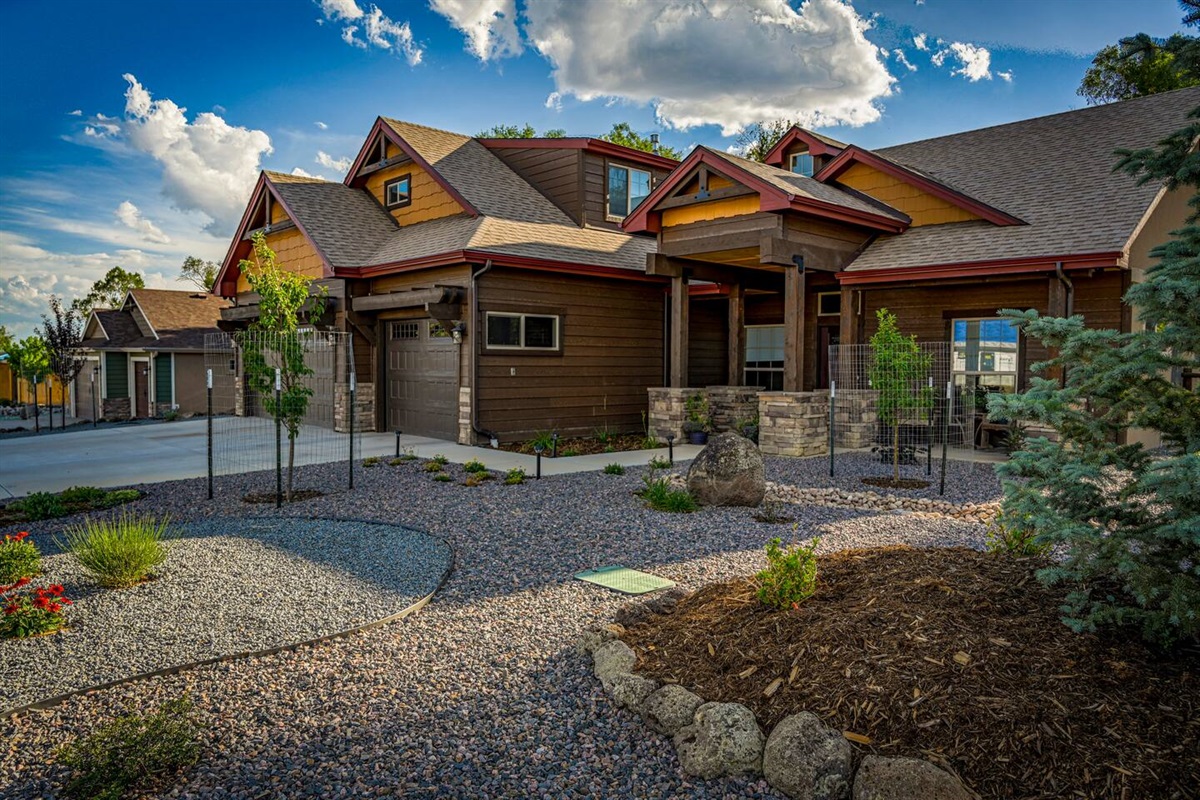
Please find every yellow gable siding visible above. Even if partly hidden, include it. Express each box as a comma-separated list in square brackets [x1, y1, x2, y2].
[366, 160, 463, 225]
[837, 162, 980, 226]
[237, 224, 325, 292]
[662, 195, 761, 227]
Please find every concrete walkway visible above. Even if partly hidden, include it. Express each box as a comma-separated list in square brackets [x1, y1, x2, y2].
[0, 417, 700, 498]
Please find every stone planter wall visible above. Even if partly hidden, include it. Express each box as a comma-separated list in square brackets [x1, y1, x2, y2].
[647, 387, 692, 442]
[758, 392, 829, 457]
[704, 386, 760, 433]
[102, 397, 131, 420]
[833, 390, 878, 450]
[334, 382, 375, 433]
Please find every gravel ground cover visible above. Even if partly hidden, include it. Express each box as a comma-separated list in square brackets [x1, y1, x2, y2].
[2, 518, 451, 713]
[767, 450, 1003, 503]
[1, 455, 1000, 799]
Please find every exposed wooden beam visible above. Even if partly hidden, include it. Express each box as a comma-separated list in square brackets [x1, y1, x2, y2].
[356, 153, 412, 177]
[346, 309, 378, 349]
[759, 235, 844, 270]
[655, 185, 756, 211]
[727, 281, 745, 386]
[670, 272, 689, 388]
[352, 287, 459, 313]
[220, 296, 339, 322]
[242, 219, 297, 241]
[426, 302, 464, 323]
[783, 262, 806, 392]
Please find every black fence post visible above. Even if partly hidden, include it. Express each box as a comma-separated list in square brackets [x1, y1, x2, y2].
[939, 381, 950, 496]
[828, 380, 836, 478]
[32, 378, 39, 434]
[91, 368, 98, 428]
[348, 372, 355, 491]
[47, 377, 53, 431]
[275, 368, 282, 509]
[926, 376, 933, 477]
[207, 369, 214, 500]
[534, 444, 544, 479]
[551, 433, 558, 459]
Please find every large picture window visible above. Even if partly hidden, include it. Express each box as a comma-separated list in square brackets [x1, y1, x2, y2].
[607, 164, 652, 218]
[952, 317, 1019, 398]
[744, 325, 784, 390]
[485, 312, 560, 350]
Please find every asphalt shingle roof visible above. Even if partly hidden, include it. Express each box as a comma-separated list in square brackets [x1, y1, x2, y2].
[266, 173, 395, 267]
[81, 291, 229, 352]
[846, 86, 1200, 271]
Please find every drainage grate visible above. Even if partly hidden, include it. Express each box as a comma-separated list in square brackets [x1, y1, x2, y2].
[574, 565, 676, 595]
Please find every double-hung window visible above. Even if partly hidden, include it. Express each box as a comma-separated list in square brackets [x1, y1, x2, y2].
[485, 312, 560, 350]
[744, 325, 785, 390]
[951, 318, 1019, 398]
[607, 164, 652, 218]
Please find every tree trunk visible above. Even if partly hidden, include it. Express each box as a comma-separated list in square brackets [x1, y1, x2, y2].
[287, 433, 296, 502]
[893, 422, 900, 482]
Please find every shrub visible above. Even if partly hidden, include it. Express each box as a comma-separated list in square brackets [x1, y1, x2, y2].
[431, 453, 449, 466]
[95, 490, 140, 509]
[433, 473, 454, 483]
[22, 491, 66, 521]
[985, 511, 1050, 556]
[362, 456, 381, 468]
[463, 475, 485, 487]
[594, 426, 614, 445]
[638, 474, 697, 513]
[503, 467, 526, 485]
[529, 431, 555, 452]
[603, 463, 626, 476]
[1, 577, 72, 638]
[59, 512, 171, 589]
[561, 448, 580, 458]
[57, 696, 202, 800]
[60, 486, 107, 505]
[756, 537, 819, 609]
[0, 531, 41, 582]
[647, 455, 671, 470]
[163, 409, 180, 422]
[422, 460, 445, 473]
[463, 458, 488, 474]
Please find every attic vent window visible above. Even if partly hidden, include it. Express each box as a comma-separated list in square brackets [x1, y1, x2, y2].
[789, 151, 814, 178]
[385, 174, 412, 208]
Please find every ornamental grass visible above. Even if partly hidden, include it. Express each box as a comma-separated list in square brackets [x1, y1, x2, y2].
[59, 512, 172, 589]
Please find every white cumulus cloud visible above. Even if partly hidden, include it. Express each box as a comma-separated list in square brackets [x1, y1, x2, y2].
[522, 0, 895, 135]
[115, 201, 171, 245]
[119, 74, 272, 233]
[68, 109, 82, 116]
[430, 0, 522, 60]
[893, 49, 916, 72]
[317, 0, 422, 64]
[998, 69, 1014, 82]
[315, 120, 329, 130]
[315, 151, 353, 172]
[913, 32, 928, 51]
[545, 91, 562, 110]
[932, 41, 993, 81]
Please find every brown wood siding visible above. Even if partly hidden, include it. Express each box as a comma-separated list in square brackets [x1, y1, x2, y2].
[688, 298, 727, 386]
[582, 152, 674, 230]
[487, 147, 582, 223]
[475, 268, 664, 440]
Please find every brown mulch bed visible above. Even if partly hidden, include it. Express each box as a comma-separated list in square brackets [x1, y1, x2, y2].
[623, 547, 1199, 799]
[860, 476, 931, 490]
[496, 433, 655, 457]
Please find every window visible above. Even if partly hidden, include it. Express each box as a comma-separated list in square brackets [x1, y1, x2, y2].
[384, 174, 412, 208]
[485, 312, 560, 350]
[817, 292, 841, 316]
[789, 151, 814, 177]
[390, 321, 419, 340]
[744, 325, 785, 390]
[607, 164, 652, 218]
[952, 317, 1019, 399]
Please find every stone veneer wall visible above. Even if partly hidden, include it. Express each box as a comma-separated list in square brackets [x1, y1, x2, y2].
[832, 391, 878, 450]
[102, 397, 131, 420]
[705, 386, 761, 433]
[334, 382, 375, 433]
[647, 387, 691, 442]
[758, 392, 829, 457]
[458, 387, 472, 445]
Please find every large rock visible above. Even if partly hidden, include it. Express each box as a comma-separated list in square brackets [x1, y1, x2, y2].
[592, 640, 637, 689]
[852, 756, 973, 800]
[762, 712, 852, 800]
[574, 626, 618, 656]
[641, 684, 704, 736]
[686, 432, 766, 507]
[608, 672, 659, 711]
[673, 702, 765, 779]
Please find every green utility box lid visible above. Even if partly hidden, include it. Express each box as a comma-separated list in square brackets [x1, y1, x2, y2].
[574, 565, 675, 595]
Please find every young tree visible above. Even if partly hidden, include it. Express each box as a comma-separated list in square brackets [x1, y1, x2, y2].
[42, 296, 87, 426]
[477, 123, 567, 138]
[178, 256, 220, 292]
[989, 106, 1200, 646]
[8, 335, 49, 429]
[868, 309, 933, 482]
[71, 266, 145, 314]
[600, 122, 682, 160]
[237, 232, 328, 502]
[734, 119, 798, 162]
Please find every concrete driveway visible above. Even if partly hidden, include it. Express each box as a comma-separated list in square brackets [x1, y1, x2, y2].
[0, 417, 698, 498]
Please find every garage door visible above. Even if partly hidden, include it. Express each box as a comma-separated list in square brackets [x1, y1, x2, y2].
[386, 319, 459, 440]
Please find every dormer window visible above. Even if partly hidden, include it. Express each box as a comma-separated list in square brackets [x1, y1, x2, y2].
[385, 174, 412, 208]
[607, 164, 652, 218]
[789, 151, 814, 177]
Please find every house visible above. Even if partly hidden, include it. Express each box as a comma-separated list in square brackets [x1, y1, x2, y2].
[77, 289, 234, 420]
[213, 120, 677, 441]
[623, 87, 1198, 453]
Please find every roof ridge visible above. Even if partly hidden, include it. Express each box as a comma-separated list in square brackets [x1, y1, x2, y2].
[263, 170, 335, 184]
[380, 116, 471, 142]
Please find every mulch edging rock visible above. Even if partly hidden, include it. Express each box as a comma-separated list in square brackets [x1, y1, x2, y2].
[580, 594, 974, 800]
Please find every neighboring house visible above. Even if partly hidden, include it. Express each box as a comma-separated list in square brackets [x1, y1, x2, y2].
[213, 119, 677, 441]
[77, 289, 234, 420]
[622, 87, 1197, 450]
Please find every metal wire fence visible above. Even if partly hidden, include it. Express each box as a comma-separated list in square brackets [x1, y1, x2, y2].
[203, 330, 360, 503]
[827, 343, 977, 493]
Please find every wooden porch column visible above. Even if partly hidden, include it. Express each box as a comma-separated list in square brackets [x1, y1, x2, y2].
[839, 286, 859, 346]
[670, 273, 690, 388]
[783, 261, 806, 392]
[727, 281, 745, 386]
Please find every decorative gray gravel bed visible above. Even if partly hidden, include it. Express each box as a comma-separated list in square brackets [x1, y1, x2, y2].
[1, 518, 451, 713]
[767, 450, 1003, 504]
[1, 455, 998, 799]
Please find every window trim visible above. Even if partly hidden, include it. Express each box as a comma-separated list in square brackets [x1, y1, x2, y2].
[817, 292, 841, 316]
[950, 316, 1021, 394]
[483, 311, 562, 353]
[743, 323, 785, 391]
[605, 161, 653, 221]
[384, 173, 412, 209]
[789, 151, 815, 178]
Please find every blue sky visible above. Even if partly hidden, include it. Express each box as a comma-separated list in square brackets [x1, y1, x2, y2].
[0, 0, 1188, 336]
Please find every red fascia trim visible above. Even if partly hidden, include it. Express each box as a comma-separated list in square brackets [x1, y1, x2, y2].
[815, 146, 1025, 227]
[335, 250, 667, 284]
[787, 196, 908, 234]
[344, 119, 481, 218]
[478, 137, 680, 171]
[836, 252, 1123, 285]
[763, 127, 844, 167]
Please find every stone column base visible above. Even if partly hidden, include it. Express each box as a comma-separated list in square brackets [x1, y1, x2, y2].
[758, 392, 830, 457]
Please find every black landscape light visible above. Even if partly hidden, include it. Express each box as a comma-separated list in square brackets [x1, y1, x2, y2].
[534, 443, 544, 479]
[395, 429, 403, 457]
[551, 432, 559, 459]
[665, 432, 675, 465]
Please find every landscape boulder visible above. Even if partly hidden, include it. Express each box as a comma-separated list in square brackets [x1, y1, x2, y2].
[686, 432, 766, 507]
[592, 640, 637, 689]
[762, 712, 852, 800]
[574, 626, 618, 656]
[852, 756, 973, 800]
[641, 684, 705, 736]
[608, 672, 659, 711]
[673, 701, 765, 779]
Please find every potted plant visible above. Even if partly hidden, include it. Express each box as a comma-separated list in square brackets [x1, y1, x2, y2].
[683, 393, 711, 445]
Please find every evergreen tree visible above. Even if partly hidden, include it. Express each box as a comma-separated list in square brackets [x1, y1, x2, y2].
[989, 105, 1200, 646]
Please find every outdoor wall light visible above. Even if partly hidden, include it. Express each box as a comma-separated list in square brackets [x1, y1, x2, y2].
[451, 322, 467, 344]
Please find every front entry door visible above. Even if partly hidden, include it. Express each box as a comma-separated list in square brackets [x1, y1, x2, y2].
[385, 319, 459, 440]
[134, 363, 150, 417]
[817, 325, 840, 389]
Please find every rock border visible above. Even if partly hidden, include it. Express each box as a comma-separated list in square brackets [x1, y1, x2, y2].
[3, 517, 455, 719]
[580, 592, 977, 800]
